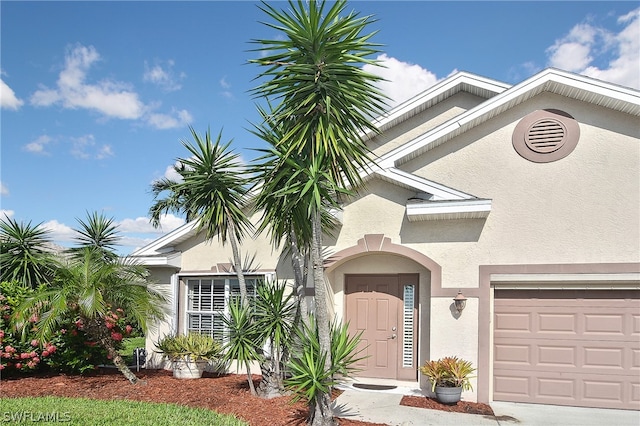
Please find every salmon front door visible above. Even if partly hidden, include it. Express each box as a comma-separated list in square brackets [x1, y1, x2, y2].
[345, 274, 418, 380]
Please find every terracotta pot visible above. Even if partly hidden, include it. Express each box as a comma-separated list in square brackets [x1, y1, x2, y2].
[172, 359, 208, 379]
[435, 386, 462, 404]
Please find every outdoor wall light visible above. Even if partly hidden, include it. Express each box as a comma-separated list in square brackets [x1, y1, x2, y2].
[453, 290, 467, 314]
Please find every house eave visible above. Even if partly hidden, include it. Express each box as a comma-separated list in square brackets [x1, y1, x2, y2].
[406, 199, 492, 221]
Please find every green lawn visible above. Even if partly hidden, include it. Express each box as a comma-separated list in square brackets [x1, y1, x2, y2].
[0, 396, 248, 425]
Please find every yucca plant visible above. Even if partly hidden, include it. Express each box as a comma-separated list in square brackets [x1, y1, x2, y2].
[330, 320, 366, 377]
[221, 296, 262, 395]
[286, 315, 366, 422]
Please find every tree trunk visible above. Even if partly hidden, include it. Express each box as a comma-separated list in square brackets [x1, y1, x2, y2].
[309, 394, 336, 426]
[86, 318, 139, 385]
[245, 360, 257, 396]
[227, 220, 248, 306]
[310, 209, 334, 425]
[289, 231, 308, 321]
[106, 343, 140, 385]
[311, 211, 331, 370]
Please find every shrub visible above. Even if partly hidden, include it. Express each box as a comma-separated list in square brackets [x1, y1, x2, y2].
[0, 281, 137, 375]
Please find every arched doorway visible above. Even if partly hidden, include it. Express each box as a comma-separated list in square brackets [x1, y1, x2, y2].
[325, 234, 442, 382]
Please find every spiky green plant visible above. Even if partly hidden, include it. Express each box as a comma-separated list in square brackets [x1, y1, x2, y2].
[222, 297, 262, 395]
[154, 333, 222, 362]
[419, 356, 476, 392]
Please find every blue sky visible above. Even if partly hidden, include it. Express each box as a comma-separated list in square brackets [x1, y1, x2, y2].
[1, 1, 638, 254]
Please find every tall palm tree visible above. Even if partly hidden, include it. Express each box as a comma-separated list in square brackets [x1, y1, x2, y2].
[149, 127, 252, 304]
[0, 217, 58, 288]
[250, 1, 388, 424]
[14, 247, 168, 384]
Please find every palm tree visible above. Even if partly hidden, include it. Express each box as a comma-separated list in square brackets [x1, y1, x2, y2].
[149, 127, 253, 304]
[14, 247, 168, 384]
[0, 217, 58, 288]
[69, 211, 120, 262]
[250, 1, 387, 424]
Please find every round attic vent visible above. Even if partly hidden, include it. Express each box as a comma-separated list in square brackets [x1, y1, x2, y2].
[513, 109, 579, 163]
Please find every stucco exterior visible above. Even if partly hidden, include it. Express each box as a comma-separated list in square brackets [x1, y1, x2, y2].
[132, 68, 640, 409]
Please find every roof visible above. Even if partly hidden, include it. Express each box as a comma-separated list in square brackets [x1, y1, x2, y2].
[131, 68, 640, 260]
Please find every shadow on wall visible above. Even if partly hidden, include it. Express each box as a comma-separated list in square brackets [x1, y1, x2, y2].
[400, 217, 487, 244]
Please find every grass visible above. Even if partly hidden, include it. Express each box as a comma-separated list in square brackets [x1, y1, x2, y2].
[0, 396, 248, 425]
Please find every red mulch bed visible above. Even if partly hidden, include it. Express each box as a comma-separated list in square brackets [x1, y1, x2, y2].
[0, 368, 493, 425]
[400, 395, 494, 416]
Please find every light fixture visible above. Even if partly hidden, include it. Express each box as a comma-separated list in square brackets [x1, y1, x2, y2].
[453, 290, 467, 314]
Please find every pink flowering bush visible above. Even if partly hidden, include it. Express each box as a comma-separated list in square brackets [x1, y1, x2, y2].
[1, 281, 137, 375]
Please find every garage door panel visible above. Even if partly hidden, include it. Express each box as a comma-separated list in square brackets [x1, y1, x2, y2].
[494, 289, 640, 410]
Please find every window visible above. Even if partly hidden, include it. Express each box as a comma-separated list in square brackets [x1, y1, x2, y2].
[185, 276, 260, 341]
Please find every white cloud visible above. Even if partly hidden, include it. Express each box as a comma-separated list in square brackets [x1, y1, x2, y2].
[0, 77, 24, 110]
[146, 108, 193, 130]
[117, 214, 185, 234]
[143, 60, 184, 92]
[30, 44, 146, 119]
[0, 182, 8, 196]
[163, 162, 184, 182]
[29, 44, 194, 129]
[69, 134, 114, 160]
[363, 54, 440, 109]
[0, 210, 14, 221]
[41, 219, 76, 243]
[547, 8, 640, 89]
[24, 135, 54, 155]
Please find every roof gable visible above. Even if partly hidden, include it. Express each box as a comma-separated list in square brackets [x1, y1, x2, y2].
[376, 68, 640, 169]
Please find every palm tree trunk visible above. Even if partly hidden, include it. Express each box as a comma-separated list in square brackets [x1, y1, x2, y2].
[311, 210, 331, 370]
[227, 220, 248, 306]
[310, 395, 336, 426]
[106, 344, 139, 385]
[245, 360, 257, 395]
[310, 209, 334, 425]
[289, 231, 308, 320]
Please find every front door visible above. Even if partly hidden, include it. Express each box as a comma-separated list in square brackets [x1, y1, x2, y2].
[345, 274, 418, 380]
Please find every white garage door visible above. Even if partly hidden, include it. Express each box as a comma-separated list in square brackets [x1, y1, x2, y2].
[494, 289, 640, 410]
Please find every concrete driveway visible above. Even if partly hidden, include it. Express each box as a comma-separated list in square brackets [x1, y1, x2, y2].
[333, 384, 640, 426]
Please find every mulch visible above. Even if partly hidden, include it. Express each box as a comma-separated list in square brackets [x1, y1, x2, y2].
[0, 368, 494, 425]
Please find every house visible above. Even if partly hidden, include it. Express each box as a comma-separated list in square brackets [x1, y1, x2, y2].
[131, 68, 640, 410]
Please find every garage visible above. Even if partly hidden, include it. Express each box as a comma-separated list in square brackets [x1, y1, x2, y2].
[493, 289, 640, 410]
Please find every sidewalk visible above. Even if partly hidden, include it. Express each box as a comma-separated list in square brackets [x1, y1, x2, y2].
[332, 383, 640, 426]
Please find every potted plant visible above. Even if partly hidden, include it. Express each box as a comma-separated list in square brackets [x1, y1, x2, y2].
[419, 356, 475, 404]
[154, 333, 222, 379]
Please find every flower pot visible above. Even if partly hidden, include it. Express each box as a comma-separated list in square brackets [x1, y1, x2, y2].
[172, 359, 208, 379]
[435, 386, 462, 404]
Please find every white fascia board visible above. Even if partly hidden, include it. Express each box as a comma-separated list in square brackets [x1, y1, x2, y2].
[130, 221, 197, 257]
[406, 199, 491, 220]
[135, 253, 181, 268]
[379, 68, 640, 168]
[364, 72, 511, 139]
[376, 168, 475, 200]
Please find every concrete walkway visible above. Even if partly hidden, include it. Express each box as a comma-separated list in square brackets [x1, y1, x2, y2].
[332, 383, 640, 426]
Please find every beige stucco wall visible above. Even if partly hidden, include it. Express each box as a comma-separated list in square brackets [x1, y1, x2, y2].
[367, 92, 486, 158]
[143, 89, 638, 399]
[145, 268, 177, 369]
[321, 92, 638, 400]
[175, 212, 291, 277]
[402, 93, 639, 267]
